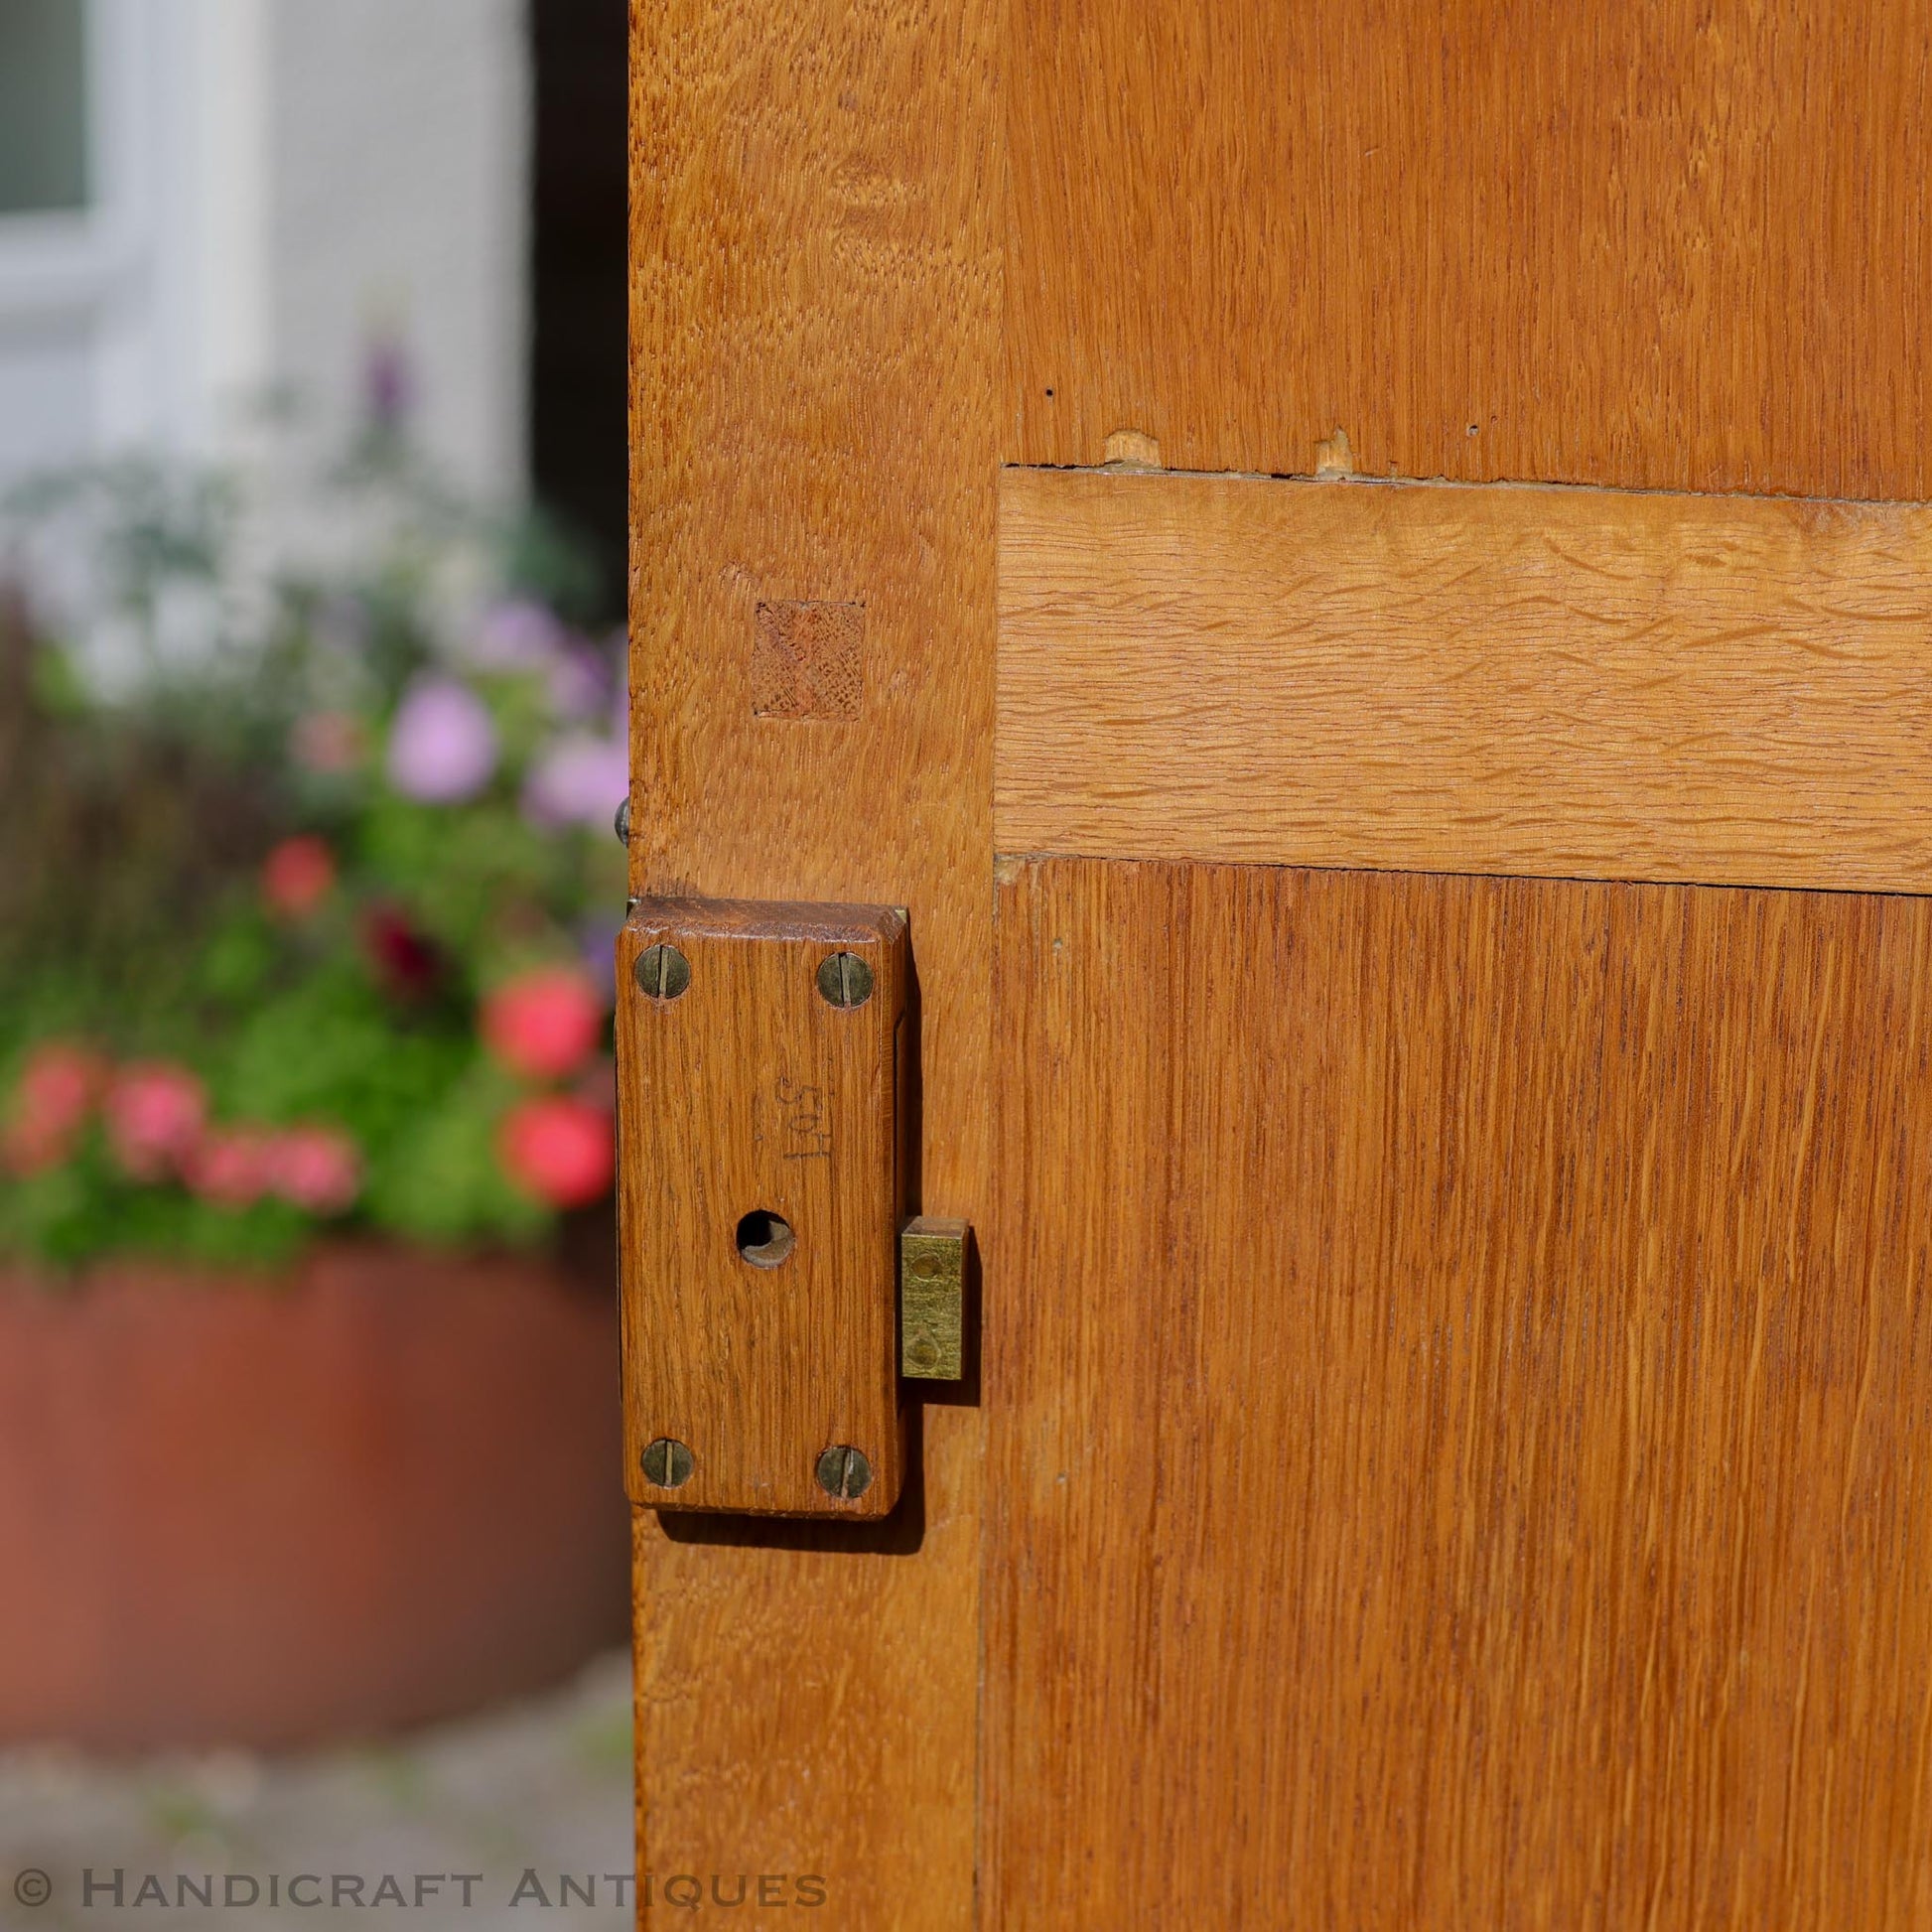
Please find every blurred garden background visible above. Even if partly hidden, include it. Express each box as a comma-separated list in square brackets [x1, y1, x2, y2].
[0, 3, 635, 1924]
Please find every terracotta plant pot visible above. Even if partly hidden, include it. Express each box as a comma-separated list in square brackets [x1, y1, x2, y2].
[0, 1239, 628, 1752]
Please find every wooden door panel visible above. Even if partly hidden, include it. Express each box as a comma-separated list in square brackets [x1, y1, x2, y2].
[1007, 0, 1932, 495]
[988, 858, 1932, 1928]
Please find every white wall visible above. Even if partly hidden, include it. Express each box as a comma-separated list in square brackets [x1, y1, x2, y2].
[0, 0, 530, 501]
[266, 0, 530, 496]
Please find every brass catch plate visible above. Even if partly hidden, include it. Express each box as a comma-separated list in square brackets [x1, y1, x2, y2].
[616, 897, 908, 1517]
[900, 1217, 968, 1379]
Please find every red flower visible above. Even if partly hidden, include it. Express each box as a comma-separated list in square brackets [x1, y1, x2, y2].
[498, 1095, 614, 1208]
[481, 966, 605, 1081]
[103, 1062, 207, 1181]
[261, 836, 337, 918]
[265, 1126, 362, 1215]
[360, 904, 444, 1002]
[2, 1040, 106, 1174]
[184, 1128, 272, 1208]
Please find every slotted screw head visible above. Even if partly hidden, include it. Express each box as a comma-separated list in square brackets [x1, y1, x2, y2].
[641, 1437, 694, 1488]
[634, 943, 690, 1001]
[816, 952, 874, 1009]
[815, 1444, 873, 1500]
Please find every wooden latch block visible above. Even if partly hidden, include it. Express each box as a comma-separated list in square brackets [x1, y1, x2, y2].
[615, 898, 908, 1516]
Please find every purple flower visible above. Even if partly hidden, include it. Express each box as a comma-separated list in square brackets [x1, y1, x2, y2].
[363, 334, 413, 431]
[521, 733, 628, 829]
[466, 599, 619, 722]
[386, 678, 498, 803]
[547, 642, 610, 720]
[578, 916, 621, 1003]
[468, 598, 569, 671]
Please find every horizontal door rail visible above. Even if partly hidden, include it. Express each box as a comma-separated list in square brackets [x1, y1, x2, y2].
[998, 468, 1932, 894]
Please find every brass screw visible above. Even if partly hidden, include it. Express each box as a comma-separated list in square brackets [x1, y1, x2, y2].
[641, 1437, 694, 1488]
[634, 943, 690, 1001]
[815, 1445, 873, 1501]
[816, 952, 874, 1009]
[614, 796, 630, 845]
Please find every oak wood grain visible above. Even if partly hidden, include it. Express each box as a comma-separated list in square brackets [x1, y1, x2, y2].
[631, 1, 1932, 1918]
[1007, 0, 1932, 496]
[626, 0, 998, 1915]
[616, 900, 907, 1518]
[999, 467, 1932, 891]
[987, 856, 1932, 1929]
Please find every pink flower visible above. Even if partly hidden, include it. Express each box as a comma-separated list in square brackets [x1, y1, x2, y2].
[498, 1095, 614, 1208]
[185, 1128, 272, 1208]
[290, 711, 363, 774]
[3, 1040, 106, 1173]
[385, 678, 497, 803]
[265, 1126, 361, 1215]
[521, 734, 628, 830]
[15, 1041, 104, 1134]
[103, 1062, 207, 1180]
[261, 835, 337, 918]
[481, 966, 606, 1081]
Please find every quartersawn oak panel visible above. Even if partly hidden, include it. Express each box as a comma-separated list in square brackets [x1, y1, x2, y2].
[1007, 0, 1932, 496]
[999, 468, 1932, 892]
[627, 0, 998, 1917]
[988, 857, 1932, 1929]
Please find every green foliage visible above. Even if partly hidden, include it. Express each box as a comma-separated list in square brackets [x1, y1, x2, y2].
[364, 1062, 553, 1249]
[0, 416, 627, 1277]
[0, 1135, 311, 1276]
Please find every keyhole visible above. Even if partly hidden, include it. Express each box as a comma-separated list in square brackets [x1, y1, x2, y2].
[736, 1209, 795, 1268]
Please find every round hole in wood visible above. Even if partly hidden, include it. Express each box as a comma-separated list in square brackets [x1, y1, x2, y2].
[736, 1209, 795, 1268]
